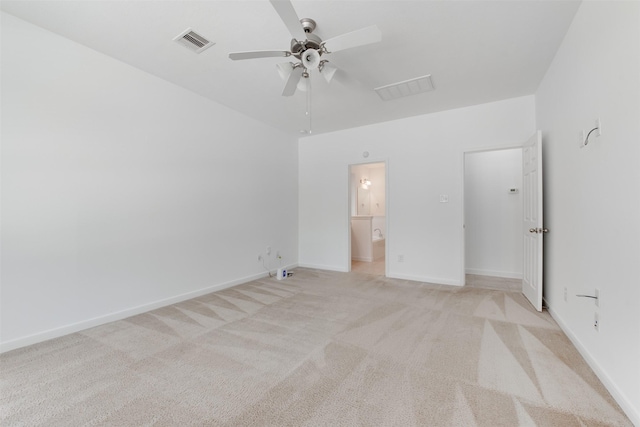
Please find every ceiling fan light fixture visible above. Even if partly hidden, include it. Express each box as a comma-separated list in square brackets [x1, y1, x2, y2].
[302, 49, 321, 69]
[297, 76, 309, 92]
[276, 62, 294, 80]
[320, 61, 338, 83]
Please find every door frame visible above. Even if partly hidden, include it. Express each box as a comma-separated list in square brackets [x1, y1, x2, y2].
[460, 144, 524, 286]
[347, 159, 389, 277]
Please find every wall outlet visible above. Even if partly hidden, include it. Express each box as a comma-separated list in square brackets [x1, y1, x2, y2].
[564, 287, 567, 302]
[595, 288, 599, 307]
[398, 254, 404, 263]
[594, 312, 599, 332]
[266, 246, 271, 256]
[595, 118, 602, 137]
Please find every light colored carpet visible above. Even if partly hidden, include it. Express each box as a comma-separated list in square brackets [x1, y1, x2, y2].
[0, 268, 632, 426]
[465, 274, 522, 293]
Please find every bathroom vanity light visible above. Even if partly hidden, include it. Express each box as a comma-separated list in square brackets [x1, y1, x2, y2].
[360, 178, 372, 189]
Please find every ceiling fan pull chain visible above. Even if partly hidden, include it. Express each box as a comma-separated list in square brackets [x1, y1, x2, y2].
[307, 76, 312, 134]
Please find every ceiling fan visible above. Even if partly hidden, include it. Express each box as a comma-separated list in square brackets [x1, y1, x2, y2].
[229, 0, 381, 96]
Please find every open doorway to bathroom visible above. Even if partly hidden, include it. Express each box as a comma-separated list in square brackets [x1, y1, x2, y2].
[464, 148, 523, 291]
[349, 162, 386, 276]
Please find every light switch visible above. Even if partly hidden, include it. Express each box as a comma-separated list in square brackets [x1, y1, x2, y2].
[439, 195, 449, 203]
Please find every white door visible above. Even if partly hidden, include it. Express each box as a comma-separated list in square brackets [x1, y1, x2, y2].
[522, 131, 544, 311]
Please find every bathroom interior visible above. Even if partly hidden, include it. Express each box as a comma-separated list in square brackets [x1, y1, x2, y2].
[350, 162, 386, 276]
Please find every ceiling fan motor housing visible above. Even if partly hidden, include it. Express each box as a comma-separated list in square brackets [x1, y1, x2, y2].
[291, 18, 323, 59]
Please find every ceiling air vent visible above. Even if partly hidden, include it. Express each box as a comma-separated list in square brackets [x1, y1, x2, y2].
[173, 28, 215, 53]
[374, 74, 434, 101]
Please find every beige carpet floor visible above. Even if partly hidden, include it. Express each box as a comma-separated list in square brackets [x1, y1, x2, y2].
[0, 268, 632, 426]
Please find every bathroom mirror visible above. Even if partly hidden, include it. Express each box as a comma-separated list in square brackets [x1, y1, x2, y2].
[357, 187, 371, 215]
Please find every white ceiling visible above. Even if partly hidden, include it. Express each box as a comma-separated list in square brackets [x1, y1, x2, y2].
[1, 0, 581, 136]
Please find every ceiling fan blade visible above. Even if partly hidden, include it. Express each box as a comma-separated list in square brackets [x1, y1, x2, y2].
[269, 0, 307, 41]
[276, 62, 294, 80]
[229, 50, 290, 60]
[282, 67, 304, 96]
[323, 25, 381, 53]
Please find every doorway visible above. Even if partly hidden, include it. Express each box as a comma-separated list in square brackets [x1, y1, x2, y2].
[464, 148, 523, 291]
[349, 162, 386, 276]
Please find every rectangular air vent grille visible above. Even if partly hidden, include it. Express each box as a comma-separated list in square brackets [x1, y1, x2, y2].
[184, 32, 207, 48]
[374, 74, 434, 101]
[173, 28, 215, 53]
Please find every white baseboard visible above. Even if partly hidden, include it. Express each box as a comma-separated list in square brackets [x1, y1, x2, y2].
[386, 272, 463, 287]
[297, 262, 349, 273]
[0, 269, 281, 354]
[547, 306, 640, 426]
[351, 256, 373, 262]
[465, 268, 523, 279]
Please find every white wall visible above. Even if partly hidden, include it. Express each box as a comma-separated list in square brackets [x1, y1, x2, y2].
[299, 95, 535, 282]
[0, 13, 298, 351]
[465, 149, 523, 279]
[535, 2, 640, 423]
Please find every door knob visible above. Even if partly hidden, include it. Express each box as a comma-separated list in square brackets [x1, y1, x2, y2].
[529, 228, 549, 234]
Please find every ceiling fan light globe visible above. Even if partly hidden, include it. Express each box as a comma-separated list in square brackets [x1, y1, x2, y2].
[321, 62, 338, 83]
[302, 49, 321, 69]
[276, 62, 294, 80]
[297, 78, 308, 92]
